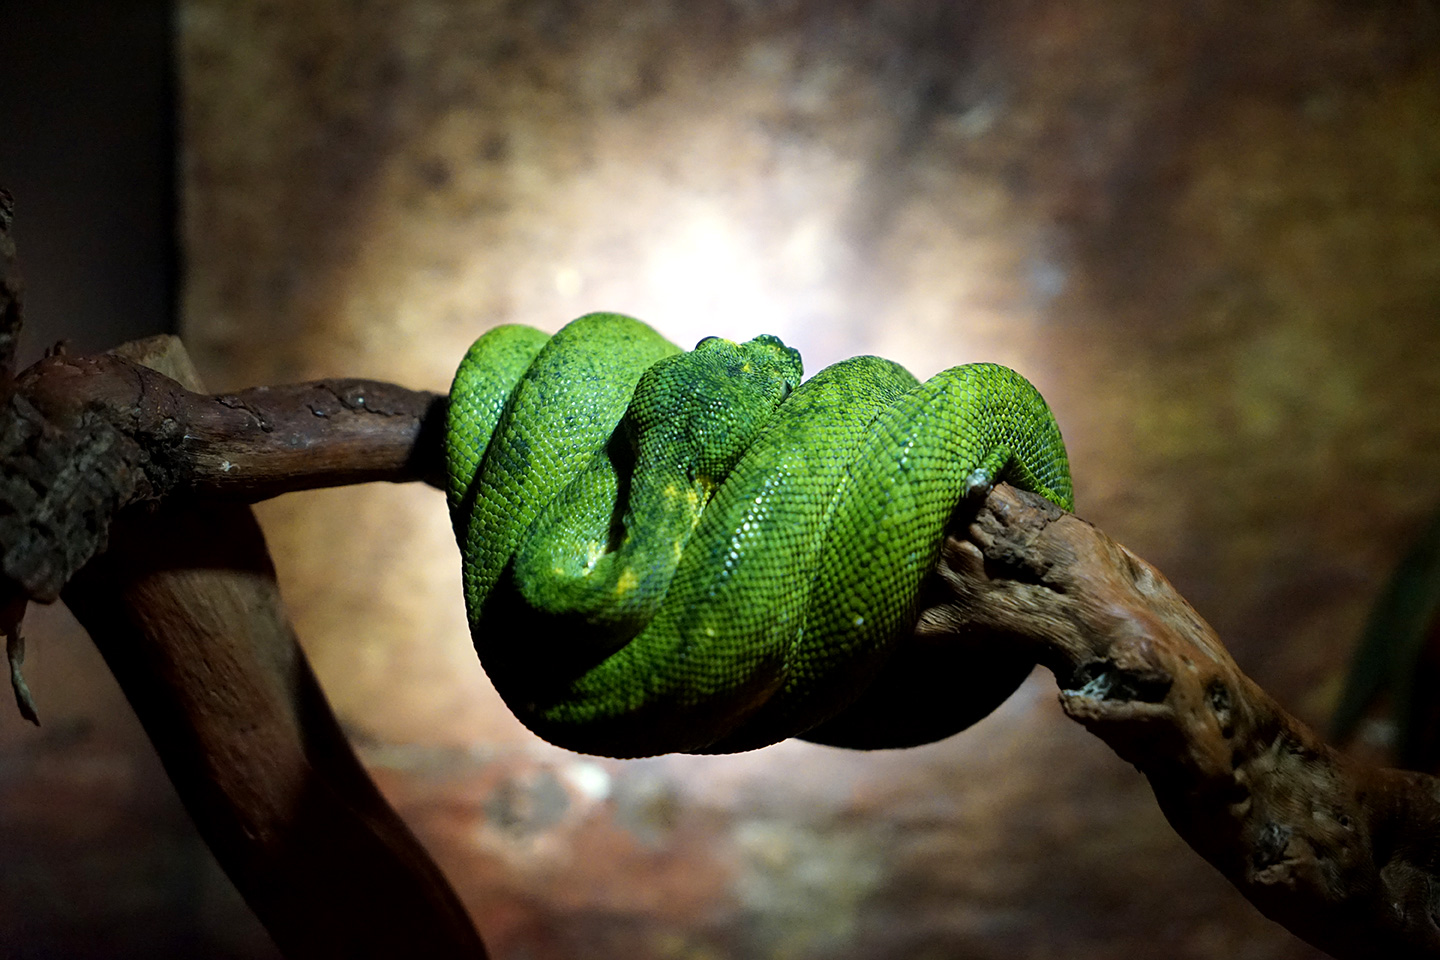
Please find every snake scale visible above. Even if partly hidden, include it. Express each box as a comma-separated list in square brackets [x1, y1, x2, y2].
[446, 312, 1073, 758]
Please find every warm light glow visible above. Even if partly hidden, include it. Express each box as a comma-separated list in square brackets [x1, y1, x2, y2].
[638, 203, 798, 348]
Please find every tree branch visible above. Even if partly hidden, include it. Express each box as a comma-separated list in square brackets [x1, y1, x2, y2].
[63, 497, 488, 960]
[20, 338, 486, 959]
[924, 486, 1440, 960]
[2, 344, 445, 602]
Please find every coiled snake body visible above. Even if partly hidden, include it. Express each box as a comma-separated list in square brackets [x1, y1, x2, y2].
[447, 313, 1073, 758]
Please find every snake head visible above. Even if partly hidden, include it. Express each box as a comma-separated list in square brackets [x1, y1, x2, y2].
[627, 334, 804, 487]
[692, 333, 803, 402]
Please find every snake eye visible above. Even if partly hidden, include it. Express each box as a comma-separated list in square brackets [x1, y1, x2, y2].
[695, 336, 721, 349]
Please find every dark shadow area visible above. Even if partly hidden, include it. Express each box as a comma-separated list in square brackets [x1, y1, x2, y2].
[0, 0, 177, 365]
[0, 4, 275, 958]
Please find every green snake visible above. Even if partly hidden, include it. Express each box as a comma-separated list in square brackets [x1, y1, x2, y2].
[446, 313, 1073, 758]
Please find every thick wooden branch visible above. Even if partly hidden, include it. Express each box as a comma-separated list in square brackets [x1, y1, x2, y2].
[923, 486, 1440, 960]
[63, 499, 488, 960]
[19, 346, 448, 497]
[2, 344, 445, 602]
[40, 340, 486, 959]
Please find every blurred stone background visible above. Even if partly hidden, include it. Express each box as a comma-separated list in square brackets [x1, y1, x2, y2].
[5, 0, 1440, 957]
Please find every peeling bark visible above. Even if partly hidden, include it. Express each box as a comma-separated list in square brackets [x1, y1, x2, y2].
[2, 343, 444, 601]
[923, 486, 1440, 960]
[17, 337, 486, 960]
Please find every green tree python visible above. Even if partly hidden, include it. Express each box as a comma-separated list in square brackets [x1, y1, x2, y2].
[447, 313, 1073, 758]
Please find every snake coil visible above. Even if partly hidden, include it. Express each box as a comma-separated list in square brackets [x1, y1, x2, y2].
[447, 313, 1072, 758]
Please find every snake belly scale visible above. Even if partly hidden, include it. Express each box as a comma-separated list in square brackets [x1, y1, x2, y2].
[447, 312, 1073, 758]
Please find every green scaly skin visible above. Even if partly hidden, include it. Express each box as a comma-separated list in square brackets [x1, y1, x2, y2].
[447, 312, 1074, 758]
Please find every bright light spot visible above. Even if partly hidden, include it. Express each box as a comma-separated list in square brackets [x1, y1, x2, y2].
[564, 761, 612, 802]
[640, 204, 800, 347]
[554, 265, 583, 298]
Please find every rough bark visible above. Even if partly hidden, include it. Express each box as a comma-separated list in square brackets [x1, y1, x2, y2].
[2, 343, 445, 602]
[48, 338, 487, 959]
[922, 486, 1440, 960]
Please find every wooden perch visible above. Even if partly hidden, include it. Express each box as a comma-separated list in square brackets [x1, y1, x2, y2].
[63, 497, 488, 960]
[3, 333, 1440, 958]
[26, 338, 486, 960]
[923, 488, 1440, 960]
[2, 347, 445, 602]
